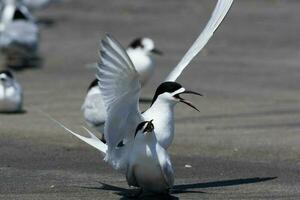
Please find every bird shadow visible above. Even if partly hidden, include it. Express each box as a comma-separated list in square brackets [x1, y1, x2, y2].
[78, 176, 277, 199]
[0, 109, 27, 115]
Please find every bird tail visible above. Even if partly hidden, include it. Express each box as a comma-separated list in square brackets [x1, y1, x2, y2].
[38, 109, 108, 155]
[38, 109, 130, 171]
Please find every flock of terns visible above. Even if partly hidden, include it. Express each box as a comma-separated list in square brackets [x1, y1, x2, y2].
[0, 0, 234, 197]
[0, 0, 55, 112]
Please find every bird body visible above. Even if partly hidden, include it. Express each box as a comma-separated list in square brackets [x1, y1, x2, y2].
[81, 80, 106, 133]
[126, 121, 174, 193]
[0, 0, 39, 49]
[142, 97, 175, 149]
[0, 0, 40, 68]
[0, 70, 23, 112]
[0, 20, 39, 49]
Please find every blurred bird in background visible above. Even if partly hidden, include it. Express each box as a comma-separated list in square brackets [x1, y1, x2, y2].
[0, 0, 41, 70]
[0, 69, 23, 113]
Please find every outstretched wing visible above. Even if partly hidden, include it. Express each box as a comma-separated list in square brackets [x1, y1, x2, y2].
[165, 0, 233, 82]
[97, 34, 143, 158]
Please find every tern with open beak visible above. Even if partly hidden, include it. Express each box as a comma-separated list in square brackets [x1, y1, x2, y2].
[53, 0, 233, 172]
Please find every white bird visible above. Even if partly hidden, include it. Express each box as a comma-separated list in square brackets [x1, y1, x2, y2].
[0, 0, 40, 68]
[0, 70, 23, 113]
[81, 37, 162, 134]
[127, 120, 174, 194]
[50, 0, 233, 194]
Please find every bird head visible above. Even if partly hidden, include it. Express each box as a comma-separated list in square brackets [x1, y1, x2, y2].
[151, 82, 202, 112]
[134, 120, 155, 138]
[87, 79, 99, 91]
[0, 70, 14, 84]
[128, 37, 163, 56]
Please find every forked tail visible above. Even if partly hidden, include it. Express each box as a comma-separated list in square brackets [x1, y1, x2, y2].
[38, 109, 108, 155]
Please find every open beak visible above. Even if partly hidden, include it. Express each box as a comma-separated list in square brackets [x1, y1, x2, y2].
[151, 48, 163, 55]
[174, 90, 203, 112]
[143, 120, 154, 134]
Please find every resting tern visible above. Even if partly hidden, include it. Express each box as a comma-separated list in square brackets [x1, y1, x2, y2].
[0, 70, 23, 113]
[49, 0, 233, 193]
[0, 0, 40, 68]
[82, 37, 162, 133]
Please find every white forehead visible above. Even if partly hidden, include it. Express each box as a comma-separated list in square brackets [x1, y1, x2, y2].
[0, 73, 8, 79]
[142, 38, 154, 50]
[171, 87, 185, 96]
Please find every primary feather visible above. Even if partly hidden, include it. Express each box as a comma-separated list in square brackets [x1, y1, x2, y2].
[165, 0, 233, 82]
[97, 34, 143, 169]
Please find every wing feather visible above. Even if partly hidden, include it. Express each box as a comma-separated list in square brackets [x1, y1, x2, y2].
[165, 0, 233, 81]
[97, 34, 143, 164]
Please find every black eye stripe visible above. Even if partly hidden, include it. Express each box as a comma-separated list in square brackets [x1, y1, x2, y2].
[128, 38, 143, 49]
[0, 70, 13, 78]
[87, 79, 99, 91]
[134, 121, 148, 137]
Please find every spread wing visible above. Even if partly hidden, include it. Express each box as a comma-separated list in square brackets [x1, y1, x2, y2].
[97, 34, 143, 160]
[165, 0, 233, 81]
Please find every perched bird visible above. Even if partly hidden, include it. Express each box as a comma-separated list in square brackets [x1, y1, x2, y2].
[82, 37, 162, 134]
[127, 120, 174, 195]
[50, 0, 233, 194]
[0, 70, 23, 112]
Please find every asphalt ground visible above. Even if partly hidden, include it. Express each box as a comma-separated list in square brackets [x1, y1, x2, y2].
[0, 0, 300, 199]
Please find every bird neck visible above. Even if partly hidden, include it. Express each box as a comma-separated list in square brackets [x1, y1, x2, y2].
[149, 98, 175, 113]
[144, 98, 175, 149]
[145, 98, 175, 126]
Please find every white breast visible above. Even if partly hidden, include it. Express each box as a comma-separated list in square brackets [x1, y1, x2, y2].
[142, 101, 175, 149]
[0, 83, 23, 112]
